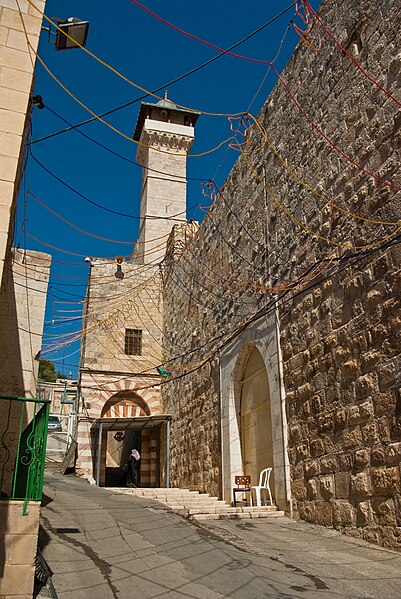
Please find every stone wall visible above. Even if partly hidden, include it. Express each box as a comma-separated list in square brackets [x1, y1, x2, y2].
[162, 0, 401, 548]
[81, 259, 163, 374]
[0, 248, 51, 398]
[0, 0, 45, 287]
[0, 500, 41, 598]
[77, 259, 164, 479]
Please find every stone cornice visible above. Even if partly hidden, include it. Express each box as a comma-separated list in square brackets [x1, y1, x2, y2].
[136, 129, 194, 165]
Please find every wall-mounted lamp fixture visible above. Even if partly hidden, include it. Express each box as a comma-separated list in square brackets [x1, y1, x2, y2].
[32, 94, 45, 109]
[43, 17, 89, 50]
[115, 256, 125, 279]
[55, 17, 90, 50]
[84, 256, 94, 267]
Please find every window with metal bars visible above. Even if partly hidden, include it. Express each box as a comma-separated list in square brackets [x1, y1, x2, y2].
[125, 329, 142, 355]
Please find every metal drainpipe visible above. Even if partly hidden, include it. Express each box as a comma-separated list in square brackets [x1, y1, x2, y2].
[96, 423, 103, 487]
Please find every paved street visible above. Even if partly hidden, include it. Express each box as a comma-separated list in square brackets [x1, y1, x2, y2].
[39, 471, 401, 599]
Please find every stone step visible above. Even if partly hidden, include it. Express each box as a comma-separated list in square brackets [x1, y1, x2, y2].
[159, 499, 226, 507]
[132, 488, 193, 493]
[139, 496, 218, 504]
[187, 505, 278, 515]
[122, 490, 200, 498]
[191, 510, 285, 521]
[132, 495, 221, 505]
[106, 487, 284, 521]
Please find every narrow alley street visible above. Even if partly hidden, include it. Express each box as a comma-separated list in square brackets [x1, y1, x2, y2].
[38, 472, 401, 599]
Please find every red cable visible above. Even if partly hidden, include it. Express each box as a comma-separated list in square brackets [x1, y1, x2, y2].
[129, 0, 400, 191]
[268, 63, 401, 191]
[129, 0, 274, 65]
[305, 0, 401, 108]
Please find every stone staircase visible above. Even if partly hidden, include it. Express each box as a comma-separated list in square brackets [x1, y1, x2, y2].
[108, 487, 285, 521]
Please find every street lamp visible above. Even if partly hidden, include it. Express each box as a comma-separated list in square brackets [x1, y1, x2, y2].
[55, 17, 90, 51]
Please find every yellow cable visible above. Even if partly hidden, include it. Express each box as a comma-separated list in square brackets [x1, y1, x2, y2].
[241, 150, 401, 250]
[249, 116, 401, 226]
[30, 48, 234, 158]
[25, 0, 247, 119]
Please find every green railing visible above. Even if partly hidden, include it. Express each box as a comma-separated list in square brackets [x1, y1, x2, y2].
[0, 396, 50, 514]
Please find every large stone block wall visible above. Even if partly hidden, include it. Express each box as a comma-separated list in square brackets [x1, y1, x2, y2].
[0, 500, 41, 598]
[0, 249, 51, 398]
[0, 0, 45, 286]
[162, 0, 401, 548]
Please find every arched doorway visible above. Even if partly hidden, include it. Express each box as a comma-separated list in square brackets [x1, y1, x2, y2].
[239, 346, 274, 498]
[220, 319, 290, 511]
[98, 392, 151, 487]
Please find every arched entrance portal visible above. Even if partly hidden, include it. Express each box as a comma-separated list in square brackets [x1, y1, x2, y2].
[90, 391, 171, 488]
[99, 392, 150, 487]
[101, 391, 150, 487]
[240, 347, 274, 498]
[221, 318, 290, 511]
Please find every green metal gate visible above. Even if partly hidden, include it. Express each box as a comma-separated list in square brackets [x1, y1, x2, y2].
[0, 396, 50, 514]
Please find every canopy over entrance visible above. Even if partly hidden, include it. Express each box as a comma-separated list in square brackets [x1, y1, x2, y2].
[91, 415, 171, 432]
[91, 415, 172, 487]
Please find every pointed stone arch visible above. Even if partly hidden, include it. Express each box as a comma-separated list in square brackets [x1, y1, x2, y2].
[219, 314, 291, 512]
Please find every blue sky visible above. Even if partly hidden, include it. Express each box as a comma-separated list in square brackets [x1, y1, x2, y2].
[19, 0, 320, 377]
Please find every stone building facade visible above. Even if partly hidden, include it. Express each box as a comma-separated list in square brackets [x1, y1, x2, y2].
[0, 0, 45, 284]
[0, 1, 52, 596]
[77, 261, 165, 486]
[76, 97, 199, 487]
[161, 0, 401, 549]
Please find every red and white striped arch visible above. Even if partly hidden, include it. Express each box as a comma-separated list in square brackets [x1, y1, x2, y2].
[81, 375, 161, 419]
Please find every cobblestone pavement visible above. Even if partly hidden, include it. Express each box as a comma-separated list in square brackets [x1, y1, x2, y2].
[38, 471, 401, 599]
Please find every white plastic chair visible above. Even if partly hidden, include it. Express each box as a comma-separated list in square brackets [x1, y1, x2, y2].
[250, 467, 273, 507]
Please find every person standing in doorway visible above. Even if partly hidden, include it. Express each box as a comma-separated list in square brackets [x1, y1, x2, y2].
[126, 448, 140, 487]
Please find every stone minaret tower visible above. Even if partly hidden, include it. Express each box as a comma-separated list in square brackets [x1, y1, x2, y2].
[133, 95, 200, 264]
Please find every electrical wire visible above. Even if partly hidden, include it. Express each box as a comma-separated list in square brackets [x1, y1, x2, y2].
[305, 0, 401, 108]
[40, 106, 209, 184]
[123, 0, 401, 191]
[28, 3, 298, 145]
[30, 150, 201, 221]
[119, 230, 401, 391]
[27, 47, 236, 158]
[29, 191, 170, 246]
[212, 19, 292, 182]
[23, 1, 245, 118]
[17, 5, 237, 159]
[129, 0, 296, 68]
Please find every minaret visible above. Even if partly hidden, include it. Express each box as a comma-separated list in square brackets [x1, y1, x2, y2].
[133, 93, 200, 264]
